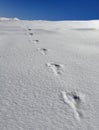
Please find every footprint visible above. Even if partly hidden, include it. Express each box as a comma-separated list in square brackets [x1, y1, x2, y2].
[61, 91, 85, 121]
[33, 40, 39, 44]
[28, 28, 32, 31]
[29, 33, 33, 36]
[46, 62, 64, 75]
[38, 48, 48, 55]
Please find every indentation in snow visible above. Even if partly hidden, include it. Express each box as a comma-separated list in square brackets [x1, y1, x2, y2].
[61, 91, 85, 121]
[28, 28, 32, 31]
[29, 33, 33, 36]
[38, 48, 48, 55]
[46, 62, 64, 75]
[33, 40, 39, 44]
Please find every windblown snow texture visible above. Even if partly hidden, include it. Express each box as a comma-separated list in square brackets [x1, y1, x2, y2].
[0, 18, 99, 130]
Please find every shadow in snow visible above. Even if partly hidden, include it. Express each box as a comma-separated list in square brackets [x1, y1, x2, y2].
[72, 28, 96, 31]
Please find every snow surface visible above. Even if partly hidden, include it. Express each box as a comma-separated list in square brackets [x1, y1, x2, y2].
[0, 18, 99, 130]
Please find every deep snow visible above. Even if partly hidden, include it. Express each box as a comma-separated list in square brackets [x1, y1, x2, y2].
[0, 18, 99, 130]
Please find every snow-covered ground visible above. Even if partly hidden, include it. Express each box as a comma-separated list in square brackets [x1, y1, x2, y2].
[0, 18, 99, 130]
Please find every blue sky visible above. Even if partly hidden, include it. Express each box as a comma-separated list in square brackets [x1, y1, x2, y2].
[0, 0, 99, 20]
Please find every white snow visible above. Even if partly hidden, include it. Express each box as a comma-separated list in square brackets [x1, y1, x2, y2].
[0, 17, 20, 21]
[0, 18, 99, 130]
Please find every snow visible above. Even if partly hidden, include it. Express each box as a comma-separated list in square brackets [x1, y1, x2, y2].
[0, 18, 99, 130]
[0, 17, 20, 21]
